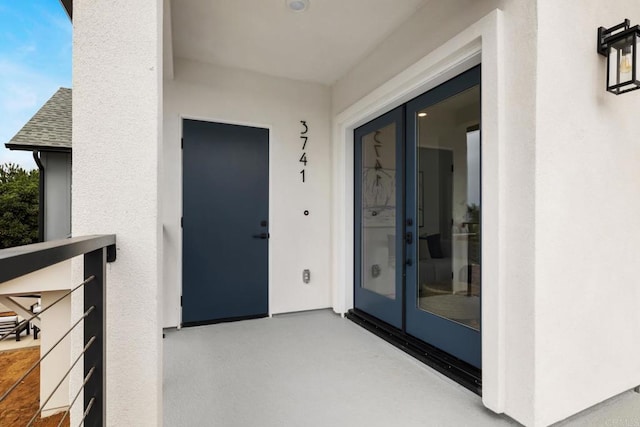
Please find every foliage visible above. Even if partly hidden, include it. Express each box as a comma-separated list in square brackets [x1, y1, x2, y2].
[0, 163, 39, 249]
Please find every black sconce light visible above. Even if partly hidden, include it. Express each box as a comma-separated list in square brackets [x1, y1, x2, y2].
[598, 19, 640, 95]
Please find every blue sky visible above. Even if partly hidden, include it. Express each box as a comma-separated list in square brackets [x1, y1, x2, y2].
[0, 0, 71, 170]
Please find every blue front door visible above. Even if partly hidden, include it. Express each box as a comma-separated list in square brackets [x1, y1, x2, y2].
[355, 65, 482, 368]
[182, 119, 269, 325]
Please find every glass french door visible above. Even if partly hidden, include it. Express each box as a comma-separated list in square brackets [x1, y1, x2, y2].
[354, 65, 482, 368]
[354, 107, 404, 329]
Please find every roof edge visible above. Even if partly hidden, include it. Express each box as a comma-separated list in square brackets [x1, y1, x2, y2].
[59, 0, 72, 21]
[5, 144, 72, 154]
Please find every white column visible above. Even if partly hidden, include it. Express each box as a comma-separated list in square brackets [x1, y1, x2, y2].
[72, 1, 163, 425]
[40, 291, 71, 417]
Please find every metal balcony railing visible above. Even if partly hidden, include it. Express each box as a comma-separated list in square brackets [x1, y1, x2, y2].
[0, 235, 116, 427]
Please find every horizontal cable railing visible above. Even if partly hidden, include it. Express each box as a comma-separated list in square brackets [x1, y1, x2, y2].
[0, 235, 116, 427]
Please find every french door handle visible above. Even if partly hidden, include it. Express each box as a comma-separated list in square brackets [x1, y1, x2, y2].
[252, 233, 269, 239]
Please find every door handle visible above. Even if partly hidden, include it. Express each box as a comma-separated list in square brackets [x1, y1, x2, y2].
[405, 232, 413, 244]
[252, 233, 269, 239]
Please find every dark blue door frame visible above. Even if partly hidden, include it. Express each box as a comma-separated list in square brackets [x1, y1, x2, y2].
[182, 119, 269, 326]
[354, 65, 482, 368]
[405, 65, 481, 368]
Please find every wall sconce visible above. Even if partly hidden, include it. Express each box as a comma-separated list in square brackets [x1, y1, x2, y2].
[598, 19, 640, 95]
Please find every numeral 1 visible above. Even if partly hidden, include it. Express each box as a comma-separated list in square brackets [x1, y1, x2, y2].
[300, 169, 305, 182]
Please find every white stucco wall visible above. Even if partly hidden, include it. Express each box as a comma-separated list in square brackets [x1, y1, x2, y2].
[69, 0, 640, 425]
[163, 59, 332, 327]
[534, 2, 640, 426]
[40, 290, 71, 417]
[329, 0, 539, 424]
[73, 1, 163, 426]
[332, 0, 507, 114]
[332, 0, 640, 425]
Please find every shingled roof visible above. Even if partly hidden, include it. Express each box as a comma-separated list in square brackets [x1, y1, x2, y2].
[5, 87, 72, 153]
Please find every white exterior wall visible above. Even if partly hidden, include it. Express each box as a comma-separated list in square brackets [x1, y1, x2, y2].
[534, 2, 640, 426]
[330, 0, 540, 425]
[331, 0, 640, 425]
[40, 290, 71, 417]
[41, 152, 72, 241]
[163, 59, 332, 327]
[68, 0, 640, 425]
[73, 1, 163, 426]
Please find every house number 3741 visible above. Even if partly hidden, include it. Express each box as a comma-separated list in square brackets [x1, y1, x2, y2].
[299, 120, 308, 182]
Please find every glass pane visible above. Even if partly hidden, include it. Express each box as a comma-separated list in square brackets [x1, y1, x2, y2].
[361, 123, 397, 299]
[416, 86, 481, 330]
[609, 36, 635, 89]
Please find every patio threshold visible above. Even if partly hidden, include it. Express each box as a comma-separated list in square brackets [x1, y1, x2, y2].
[346, 308, 482, 395]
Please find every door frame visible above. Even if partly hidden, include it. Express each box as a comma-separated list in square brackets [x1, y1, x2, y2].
[404, 65, 482, 368]
[353, 65, 482, 368]
[331, 11, 504, 412]
[179, 115, 274, 327]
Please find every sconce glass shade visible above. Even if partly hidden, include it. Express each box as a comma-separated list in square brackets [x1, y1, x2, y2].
[602, 25, 640, 95]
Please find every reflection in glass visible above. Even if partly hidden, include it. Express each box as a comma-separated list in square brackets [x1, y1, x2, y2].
[361, 123, 396, 299]
[416, 86, 481, 330]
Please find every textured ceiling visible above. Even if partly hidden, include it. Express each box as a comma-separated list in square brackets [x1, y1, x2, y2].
[170, 0, 427, 85]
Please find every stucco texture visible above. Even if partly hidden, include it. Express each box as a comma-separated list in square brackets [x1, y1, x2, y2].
[72, 0, 163, 426]
[534, 1, 640, 426]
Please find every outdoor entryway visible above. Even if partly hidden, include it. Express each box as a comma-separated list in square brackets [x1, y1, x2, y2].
[182, 119, 269, 326]
[163, 310, 508, 427]
[353, 66, 482, 370]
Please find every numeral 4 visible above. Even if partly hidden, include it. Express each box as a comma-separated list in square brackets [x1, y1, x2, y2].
[299, 153, 308, 165]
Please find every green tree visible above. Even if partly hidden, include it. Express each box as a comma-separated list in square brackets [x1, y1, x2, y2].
[0, 163, 39, 249]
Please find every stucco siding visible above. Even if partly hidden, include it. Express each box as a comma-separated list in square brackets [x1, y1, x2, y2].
[534, 1, 640, 426]
[163, 59, 332, 328]
[72, 0, 163, 425]
[329, 1, 539, 423]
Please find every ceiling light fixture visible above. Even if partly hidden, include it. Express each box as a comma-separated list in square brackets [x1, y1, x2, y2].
[418, 112, 428, 117]
[286, 0, 309, 13]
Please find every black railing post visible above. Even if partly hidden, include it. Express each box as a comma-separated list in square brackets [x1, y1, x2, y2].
[84, 248, 106, 426]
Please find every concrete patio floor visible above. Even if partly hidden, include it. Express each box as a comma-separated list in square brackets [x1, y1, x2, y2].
[163, 310, 640, 427]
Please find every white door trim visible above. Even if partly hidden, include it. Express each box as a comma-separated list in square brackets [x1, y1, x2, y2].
[330, 9, 505, 413]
